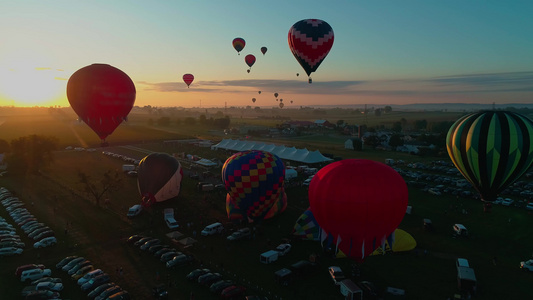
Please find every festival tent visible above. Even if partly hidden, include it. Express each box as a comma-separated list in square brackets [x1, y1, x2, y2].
[212, 139, 333, 164]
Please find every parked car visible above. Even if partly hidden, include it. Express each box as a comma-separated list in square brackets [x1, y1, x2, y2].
[107, 290, 130, 300]
[62, 257, 85, 272]
[31, 277, 62, 285]
[520, 259, 533, 272]
[501, 198, 514, 206]
[456, 258, 470, 269]
[166, 254, 194, 269]
[328, 266, 345, 285]
[134, 237, 153, 247]
[0, 246, 23, 256]
[160, 251, 180, 263]
[140, 238, 161, 251]
[35, 281, 63, 292]
[24, 290, 60, 300]
[20, 268, 52, 283]
[78, 269, 104, 285]
[34, 236, 57, 248]
[32, 230, 55, 241]
[186, 268, 210, 281]
[126, 234, 145, 244]
[198, 273, 222, 286]
[71, 265, 95, 281]
[154, 248, 174, 258]
[81, 273, 110, 292]
[15, 264, 45, 278]
[87, 282, 116, 299]
[95, 285, 123, 300]
[525, 202, 533, 211]
[220, 285, 246, 299]
[227, 227, 251, 241]
[68, 260, 92, 275]
[210, 280, 235, 295]
[56, 256, 78, 269]
[275, 243, 292, 256]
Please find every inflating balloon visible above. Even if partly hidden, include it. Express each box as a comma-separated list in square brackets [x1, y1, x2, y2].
[67, 64, 136, 144]
[293, 208, 320, 241]
[226, 189, 287, 222]
[232, 37, 245, 55]
[137, 153, 183, 208]
[222, 150, 285, 222]
[308, 159, 407, 262]
[288, 19, 334, 83]
[183, 73, 194, 88]
[245, 54, 256, 72]
[447, 111, 533, 207]
[261, 47, 267, 55]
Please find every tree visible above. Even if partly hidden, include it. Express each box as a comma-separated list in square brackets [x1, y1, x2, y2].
[184, 117, 196, 125]
[199, 114, 207, 124]
[392, 121, 402, 133]
[414, 119, 428, 131]
[0, 139, 10, 153]
[78, 169, 124, 206]
[389, 134, 404, 148]
[363, 135, 380, 147]
[384, 106, 392, 113]
[6, 135, 58, 174]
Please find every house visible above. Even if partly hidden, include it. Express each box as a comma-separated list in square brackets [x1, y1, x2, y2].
[314, 120, 335, 128]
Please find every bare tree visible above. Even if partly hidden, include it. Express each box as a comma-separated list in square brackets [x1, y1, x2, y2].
[78, 169, 124, 206]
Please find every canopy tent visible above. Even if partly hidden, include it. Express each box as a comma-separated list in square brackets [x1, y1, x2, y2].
[212, 139, 333, 164]
[195, 158, 217, 167]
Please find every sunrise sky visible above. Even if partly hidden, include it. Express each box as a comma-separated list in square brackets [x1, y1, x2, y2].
[0, 1, 532, 108]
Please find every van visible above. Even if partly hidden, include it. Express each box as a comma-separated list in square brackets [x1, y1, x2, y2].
[260, 250, 279, 264]
[453, 224, 468, 236]
[127, 205, 142, 218]
[21, 268, 51, 283]
[339, 279, 363, 300]
[201, 222, 224, 236]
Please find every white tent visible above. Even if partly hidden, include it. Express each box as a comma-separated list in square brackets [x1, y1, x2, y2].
[212, 139, 333, 164]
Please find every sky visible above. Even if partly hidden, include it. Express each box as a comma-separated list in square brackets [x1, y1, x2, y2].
[0, 0, 532, 108]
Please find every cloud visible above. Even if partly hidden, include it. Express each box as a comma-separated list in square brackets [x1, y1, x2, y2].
[137, 71, 533, 97]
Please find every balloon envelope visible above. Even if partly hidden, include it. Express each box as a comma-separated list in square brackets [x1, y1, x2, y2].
[183, 73, 194, 87]
[226, 189, 287, 221]
[137, 153, 183, 207]
[245, 54, 256, 68]
[261, 47, 267, 55]
[222, 150, 285, 221]
[279, 103, 284, 109]
[288, 19, 334, 77]
[293, 207, 321, 241]
[274, 93, 278, 98]
[66, 64, 136, 142]
[308, 159, 408, 262]
[447, 111, 533, 202]
[233, 37, 246, 54]
[252, 98, 256, 103]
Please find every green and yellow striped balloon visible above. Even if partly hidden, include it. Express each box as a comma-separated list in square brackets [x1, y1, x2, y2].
[447, 111, 533, 202]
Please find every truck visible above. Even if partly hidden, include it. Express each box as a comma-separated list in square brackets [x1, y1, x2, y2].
[260, 250, 279, 264]
[457, 266, 477, 294]
[163, 208, 179, 229]
[339, 279, 363, 300]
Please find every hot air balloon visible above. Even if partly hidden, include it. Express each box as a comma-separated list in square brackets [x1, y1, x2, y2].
[279, 103, 284, 109]
[293, 208, 320, 241]
[226, 189, 287, 221]
[258, 91, 261, 94]
[290, 100, 293, 104]
[66, 64, 136, 145]
[252, 98, 256, 103]
[279, 99, 283, 102]
[274, 93, 278, 98]
[245, 54, 256, 72]
[183, 73, 194, 88]
[296, 73, 299, 77]
[232, 37, 245, 55]
[447, 111, 533, 210]
[137, 153, 183, 208]
[308, 159, 408, 262]
[288, 19, 334, 83]
[261, 47, 267, 55]
[222, 150, 285, 222]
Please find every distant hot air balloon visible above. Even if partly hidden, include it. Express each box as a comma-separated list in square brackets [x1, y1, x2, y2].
[67, 64, 136, 145]
[309, 159, 408, 261]
[222, 150, 285, 222]
[252, 98, 256, 103]
[274, 92, 278, 98]
[290, 100, 293, 104]
[245, 54, 256, 72]
[232, 37, 245, 55]
[279, 99, 283, 102]
[279, 102, 284, 109]
[258, 91, 261, 94]
[137, 153, 183, 208]
[288, 19, 334, 83]
[261, 47, 267, 55]
[183, 73, 194, 88]
[296, 73, 299, 77]
[447, 111, 533, 210]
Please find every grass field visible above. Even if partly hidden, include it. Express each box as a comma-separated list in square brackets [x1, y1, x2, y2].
[1, 108, 532, 299]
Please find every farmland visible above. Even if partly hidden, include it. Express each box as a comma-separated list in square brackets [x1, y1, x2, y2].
[0, 107, 532, 299]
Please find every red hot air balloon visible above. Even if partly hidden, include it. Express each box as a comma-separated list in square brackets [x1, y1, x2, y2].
[67, 64, 136, 145]
[232, 37, 246, 55]
[261, 47, 268, 55]
[183, 73, 194, 88]
[288, 19, 334, 83]
[308, 159, 408, 262]
[252, 98, 256, 103]
[245, 54, 256, 72]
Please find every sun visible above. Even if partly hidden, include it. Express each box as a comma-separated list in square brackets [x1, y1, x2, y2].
[0, 60, 68, 107]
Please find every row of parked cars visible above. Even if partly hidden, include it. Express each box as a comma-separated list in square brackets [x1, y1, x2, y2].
[127, 234, 195, 269]
[15, 264, 61, 299]
[56, 255, 129, 299]
[0, 188, 57, 255]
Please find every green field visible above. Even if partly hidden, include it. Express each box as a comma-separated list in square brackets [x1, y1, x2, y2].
[0, 107, 532, 299]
